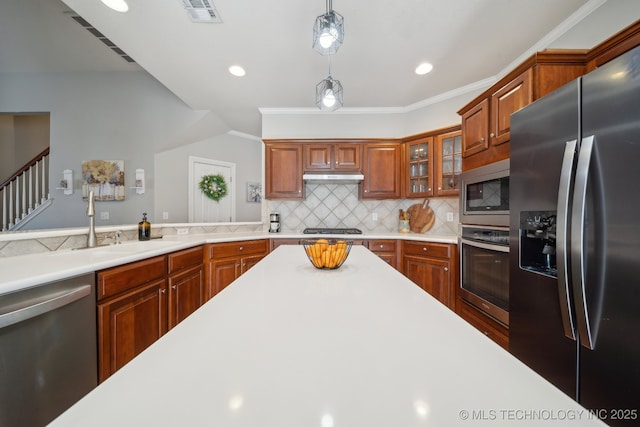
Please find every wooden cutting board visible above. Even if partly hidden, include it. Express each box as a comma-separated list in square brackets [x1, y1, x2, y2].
[407, 199, 435, 233]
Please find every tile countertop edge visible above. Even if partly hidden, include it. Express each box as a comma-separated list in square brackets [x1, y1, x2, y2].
[0, 231, 458, 296]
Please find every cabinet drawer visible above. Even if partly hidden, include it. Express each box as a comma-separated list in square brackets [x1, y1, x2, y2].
[368, 239, 397, 253]
[168, 246, 203, 274]
[97, 256, 166, 300]
[208, 239, 268, 259]
[402, 241, 451, 259]
[457, 299, 508, 350]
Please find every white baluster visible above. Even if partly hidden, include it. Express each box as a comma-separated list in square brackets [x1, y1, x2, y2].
[41, 157, 47, 204]
[22, 172, 27, 219]
[15, 177, 20, 223]
[2, 187, 6, 231]
[9, 182, 14, 228]
[34, 159, 40, 208]
[28, 166, 33, 213]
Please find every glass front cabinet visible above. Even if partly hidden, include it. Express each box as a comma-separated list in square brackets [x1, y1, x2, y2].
[435, 130, 462, 196]
[404, 127, 462, 198]
[405, 136, 434, 197]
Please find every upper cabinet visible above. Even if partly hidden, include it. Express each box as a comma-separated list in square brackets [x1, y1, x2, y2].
[361, 142, 402, 199]
[458, 51, 586, 171]
[435, 129, 462, 196]
[404, 136, 434, 198]
[404, 125, 462, 198]
[304, 143, 362, 171]
[264, 142, 304, 200]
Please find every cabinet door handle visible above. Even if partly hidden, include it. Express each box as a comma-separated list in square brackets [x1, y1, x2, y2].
[239, 246, 243, 251]
[379, 245, 384, 249]
[480, 138, 485, 142]
[161, 289, 166, 294]
[444, 267, 448, 272]
[422, 247, 428, 252]
[172, 285, 177, 290]
[490, 132, 495, 138]
[236, 264, 241, 268]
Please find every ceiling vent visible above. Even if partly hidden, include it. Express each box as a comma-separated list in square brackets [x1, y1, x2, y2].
[182, 0, 222, 23]
[65, 12, 135, 63]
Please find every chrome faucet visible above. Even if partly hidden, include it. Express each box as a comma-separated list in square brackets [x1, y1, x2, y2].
[87, 190, 97, 248]
[114, 230, 122, 245]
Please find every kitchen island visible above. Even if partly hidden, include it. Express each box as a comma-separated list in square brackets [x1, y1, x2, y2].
[49, 245, 602, 426]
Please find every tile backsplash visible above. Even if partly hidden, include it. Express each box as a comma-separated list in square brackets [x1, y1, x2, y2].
[266, 183, 459, 235]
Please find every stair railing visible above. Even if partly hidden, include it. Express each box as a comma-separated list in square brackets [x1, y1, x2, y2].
[1, 148, 50, 231]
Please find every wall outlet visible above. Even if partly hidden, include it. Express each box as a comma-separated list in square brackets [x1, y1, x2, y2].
[162, 211, 169, 220]
[176, 228, 189, 235]
[372, 212, 378, 221]
[446, 212, 454, 222]
[100, 211, 109, 220]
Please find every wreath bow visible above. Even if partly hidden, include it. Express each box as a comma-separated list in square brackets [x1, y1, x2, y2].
[199, 174, 228, 202]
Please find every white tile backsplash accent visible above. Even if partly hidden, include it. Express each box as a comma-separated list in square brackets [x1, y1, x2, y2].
[267, 183, 459, 235]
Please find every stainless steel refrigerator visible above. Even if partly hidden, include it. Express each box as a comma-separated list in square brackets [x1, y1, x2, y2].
[509, 45, 640, 425]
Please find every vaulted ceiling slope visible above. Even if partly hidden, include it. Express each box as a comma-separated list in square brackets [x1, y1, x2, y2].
[2, 0, 637, 136]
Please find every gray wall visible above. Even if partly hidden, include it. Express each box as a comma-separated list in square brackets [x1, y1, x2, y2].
[0, 70, 261, 229]
[154, 132, 263, 223]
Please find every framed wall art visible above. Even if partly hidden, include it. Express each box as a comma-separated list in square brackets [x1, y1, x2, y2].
[247, 182, 262, 203]
[82, 160, 125, 201]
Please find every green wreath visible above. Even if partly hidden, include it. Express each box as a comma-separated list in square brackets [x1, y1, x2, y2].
[199, 174, 228, 202]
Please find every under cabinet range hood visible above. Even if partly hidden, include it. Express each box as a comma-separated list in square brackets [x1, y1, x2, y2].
[302, 173, 364, 183]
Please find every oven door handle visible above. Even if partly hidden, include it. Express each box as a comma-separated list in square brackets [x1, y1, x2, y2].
[460, 238, 509, 253]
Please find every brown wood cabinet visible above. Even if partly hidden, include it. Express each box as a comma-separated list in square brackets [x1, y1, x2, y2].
[404, 136, 434, 197]
[434, 129, 462, 196]
[270, 238, 302, 250]
[368, 239, 398, 269]
[96, 247, 205, 382]
[456, 298, 509, 350]
[264, 142, 303, 200]
[459, 51, 586, 171]
[97, 256, 168, 382]
[304, 143, 362, 171]
[205, 239, 269, 299]
[401, 241, 456, 309]
[361, 142, 402, 199]
[167, 246, 205, 329]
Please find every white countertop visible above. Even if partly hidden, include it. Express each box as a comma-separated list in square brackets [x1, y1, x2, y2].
[49, 246, 602, 426]
[0, 231, 457, 296]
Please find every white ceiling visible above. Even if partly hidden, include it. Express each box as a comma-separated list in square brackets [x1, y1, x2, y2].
[0, 0, 613, 136]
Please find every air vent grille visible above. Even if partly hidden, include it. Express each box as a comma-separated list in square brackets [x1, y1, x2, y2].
[66, 13, 135, 63]
[182, 0, 222, 23]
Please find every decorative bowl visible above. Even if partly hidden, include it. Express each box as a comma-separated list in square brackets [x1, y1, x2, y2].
[302, 239, 353, 270]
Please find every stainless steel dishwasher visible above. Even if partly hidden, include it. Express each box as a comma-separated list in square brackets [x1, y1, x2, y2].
[0, 273, 97, 427]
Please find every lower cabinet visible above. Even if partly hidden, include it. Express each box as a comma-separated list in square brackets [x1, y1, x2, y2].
[97, 246, 204, 382]
[367, 239, 398, 270]
[456, 298, 509, 350]
[401, 241, 456, 310]
[167, 246, 205, 329]
[205, 239, 269, 299]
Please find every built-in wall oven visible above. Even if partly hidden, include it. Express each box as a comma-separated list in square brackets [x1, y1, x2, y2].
[459, 159, 510, 325]
[460, 226, 510, 325]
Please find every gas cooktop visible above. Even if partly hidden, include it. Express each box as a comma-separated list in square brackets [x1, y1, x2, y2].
[302, 228, 363, 235]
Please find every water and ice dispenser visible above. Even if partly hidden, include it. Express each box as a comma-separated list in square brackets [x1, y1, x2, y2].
[519, 211, 557, 277]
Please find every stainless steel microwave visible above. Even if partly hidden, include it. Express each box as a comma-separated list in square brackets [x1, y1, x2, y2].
[460, 159, 510, 227]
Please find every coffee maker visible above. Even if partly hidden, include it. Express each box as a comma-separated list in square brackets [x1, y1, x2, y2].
[269, 213, 281, 233]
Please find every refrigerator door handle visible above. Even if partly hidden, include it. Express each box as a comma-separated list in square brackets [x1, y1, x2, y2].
[571, 135, 596, 350]
[556, 139, 578, 340]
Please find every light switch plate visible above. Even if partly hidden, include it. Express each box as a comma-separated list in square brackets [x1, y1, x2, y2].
[100, 211, 109, 220]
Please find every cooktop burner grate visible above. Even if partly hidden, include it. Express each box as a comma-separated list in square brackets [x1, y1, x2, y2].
[302, 227, 363, 235]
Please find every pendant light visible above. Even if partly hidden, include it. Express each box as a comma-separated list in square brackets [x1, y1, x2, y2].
[312, 0, 344, 56]
[313, 0, 344, 111]
[316, 56, 343, 111]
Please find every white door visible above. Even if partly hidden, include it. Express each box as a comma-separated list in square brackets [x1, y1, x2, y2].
[188, 156, 236, 223]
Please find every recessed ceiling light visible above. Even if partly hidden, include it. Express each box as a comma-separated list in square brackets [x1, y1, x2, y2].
[101, 0, 129, 13]
[228, 65, 246, 77]
[415, 62, 433, 75]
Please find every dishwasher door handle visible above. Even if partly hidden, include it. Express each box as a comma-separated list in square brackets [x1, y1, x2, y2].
[0, 284, 92, 329]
